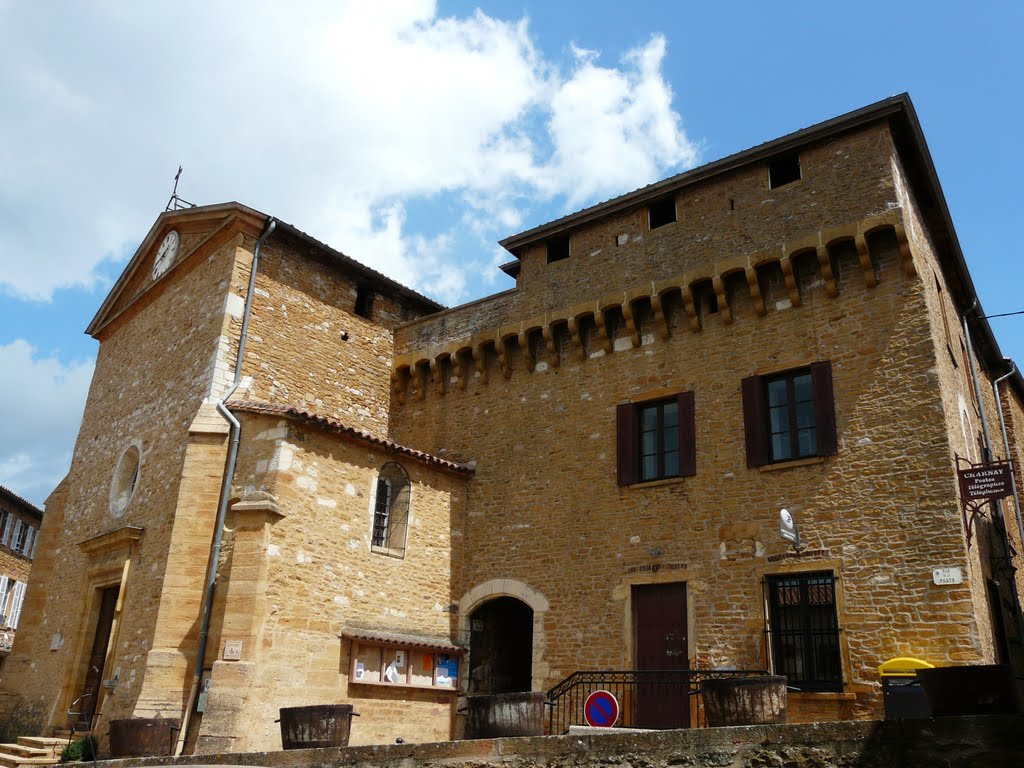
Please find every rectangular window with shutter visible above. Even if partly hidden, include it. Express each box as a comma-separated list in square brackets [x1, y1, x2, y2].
[0, 576, 8, 625]
[9, 582, 26, 629]
[742, 362, 837, 467]
[0, 512, 11, 546]
[10, 519, 24, 553]
[617, 392, 696, 485]
[23, 526, 37, 558]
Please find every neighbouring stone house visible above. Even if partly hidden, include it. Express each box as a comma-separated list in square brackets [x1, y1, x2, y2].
[0, 486, 42, 674]
[1, 93, 1022, 751]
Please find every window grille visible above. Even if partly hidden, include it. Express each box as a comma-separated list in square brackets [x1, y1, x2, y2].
[763, 571, 842, 691]
[371, 462, 411, 557]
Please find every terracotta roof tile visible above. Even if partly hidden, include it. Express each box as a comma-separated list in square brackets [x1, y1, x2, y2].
[229, 400, 474, 476]
[0, 485, 43, 518]
[340, 626, 465, 653]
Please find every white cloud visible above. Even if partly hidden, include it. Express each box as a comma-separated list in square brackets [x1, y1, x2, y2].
[0, 341, 94, 507]
[0, 1, 697, 305]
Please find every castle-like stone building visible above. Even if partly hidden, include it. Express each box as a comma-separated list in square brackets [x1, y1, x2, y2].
[2, 94, 1022, 752]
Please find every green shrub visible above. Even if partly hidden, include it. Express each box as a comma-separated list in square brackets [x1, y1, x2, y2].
[59, 736, 97, 763]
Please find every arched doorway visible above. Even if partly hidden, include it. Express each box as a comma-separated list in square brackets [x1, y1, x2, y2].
[468, 597, 533, 693]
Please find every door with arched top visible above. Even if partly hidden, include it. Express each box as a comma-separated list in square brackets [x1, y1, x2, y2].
[468, 596, 533, 693]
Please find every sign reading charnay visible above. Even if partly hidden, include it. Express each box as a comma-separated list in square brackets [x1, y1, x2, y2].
[957, 461, 1014, 501]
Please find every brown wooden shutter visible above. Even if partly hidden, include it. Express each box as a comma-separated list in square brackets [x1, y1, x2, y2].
[616, 402, 638, 485]
[678, 391, 696, 477]
[741, 375, 769, 467]
[810, 361, 837, 456]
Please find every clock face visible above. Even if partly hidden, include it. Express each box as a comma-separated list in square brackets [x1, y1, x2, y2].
[152, 230, 180, 280]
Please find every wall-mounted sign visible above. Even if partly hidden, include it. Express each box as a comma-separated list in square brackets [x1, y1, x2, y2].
[957, 461, 1014, 501]
[224, 640, 242, 661]
[933, 567, 963, 586]
[779, 508, 801, 548]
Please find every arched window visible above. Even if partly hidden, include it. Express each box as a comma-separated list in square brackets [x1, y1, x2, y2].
[370, 462, 411, 558]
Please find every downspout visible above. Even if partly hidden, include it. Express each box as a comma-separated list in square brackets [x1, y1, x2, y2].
[995, 363, 1024, 553]
[993, 363, 1024, 653]
[175, 217, 277, 755]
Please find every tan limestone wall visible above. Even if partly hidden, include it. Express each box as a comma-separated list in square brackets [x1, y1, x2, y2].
[394, 122, 898, 356]
[0, 235, 242, 732]
[892, 146, 1020, 667]
[239, 233, 426, 439]
[193, 412, 466, 751]
[390, 126, 984, 722]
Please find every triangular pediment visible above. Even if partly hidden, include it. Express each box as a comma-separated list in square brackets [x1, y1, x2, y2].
[86, 202, 267, 339]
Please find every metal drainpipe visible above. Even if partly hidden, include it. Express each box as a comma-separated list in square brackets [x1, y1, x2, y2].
[174, 217, 277, 755]
[995, 363, 1024, 549]
[993, 363, 1024, 652]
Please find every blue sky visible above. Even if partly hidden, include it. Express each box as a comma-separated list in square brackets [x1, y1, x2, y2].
[1, 1, 1021, 506]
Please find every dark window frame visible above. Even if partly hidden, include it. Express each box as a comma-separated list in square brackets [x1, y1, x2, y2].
[616, 392, 696, 485]
[546, 235, 571, 263]
[742, 362, 837, 467]
[648, 197, 677, 230]
[768, 151, 802, 189]
[355, 285, 375, 319]
[763, 571, 843, 692]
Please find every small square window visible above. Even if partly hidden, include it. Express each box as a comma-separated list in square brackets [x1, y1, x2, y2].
[648, 197, 677, 230]
[769, 152, 801, 189]
[547, 235, 570, 263]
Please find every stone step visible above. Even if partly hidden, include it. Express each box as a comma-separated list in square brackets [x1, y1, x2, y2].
[0, 745, 50, 760]
[0, 754, 60, 768]
[16, 738, 64, 758]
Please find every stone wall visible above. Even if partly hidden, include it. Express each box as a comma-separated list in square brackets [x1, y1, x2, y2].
[241, 232, 433, 439]
[390, 120, 994, 723]
[893, 143, 1024, 668]
[192, 410, 468, 752]
[102, 716, 1024, 768]
[0, 220, 244, 733]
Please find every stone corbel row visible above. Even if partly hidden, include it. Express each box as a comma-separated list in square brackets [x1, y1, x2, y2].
[392, 214, 910, 403]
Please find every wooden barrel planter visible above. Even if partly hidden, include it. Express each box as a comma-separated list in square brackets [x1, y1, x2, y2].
[701, 676, 787, 727]
[916, 664, 1020, 716]
[463, 692, 546, 739]
[108, 718, 179, 757]
[278, 704, 358, 749]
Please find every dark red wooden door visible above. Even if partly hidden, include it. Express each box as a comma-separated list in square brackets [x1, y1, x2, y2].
[633, 582, 689, 728]
[78, 586, 119, 726]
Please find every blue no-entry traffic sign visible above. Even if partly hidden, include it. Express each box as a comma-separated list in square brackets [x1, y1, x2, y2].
[584, 689, 620, 727]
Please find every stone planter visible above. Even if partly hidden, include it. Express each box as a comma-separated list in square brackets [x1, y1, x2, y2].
[700, 675, 787, 727]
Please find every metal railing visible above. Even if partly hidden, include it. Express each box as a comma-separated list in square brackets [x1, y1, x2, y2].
[546, 668, 769, 734]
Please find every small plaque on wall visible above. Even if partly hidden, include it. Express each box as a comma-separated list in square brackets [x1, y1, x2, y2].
[224, 640, 243, 660]
[933, 567, 963, 585]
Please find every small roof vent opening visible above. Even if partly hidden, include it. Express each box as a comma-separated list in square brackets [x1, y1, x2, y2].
[648, 196, 677, 230]
[355, 285, 375, 319]
[547, 235, 570, 264]
[769, 151, 801, 189]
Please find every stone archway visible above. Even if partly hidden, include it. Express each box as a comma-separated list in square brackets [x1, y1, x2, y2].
[459, 580, 549, 693]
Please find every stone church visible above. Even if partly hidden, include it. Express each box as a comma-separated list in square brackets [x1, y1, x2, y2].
[2, 94, 1022, 752]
